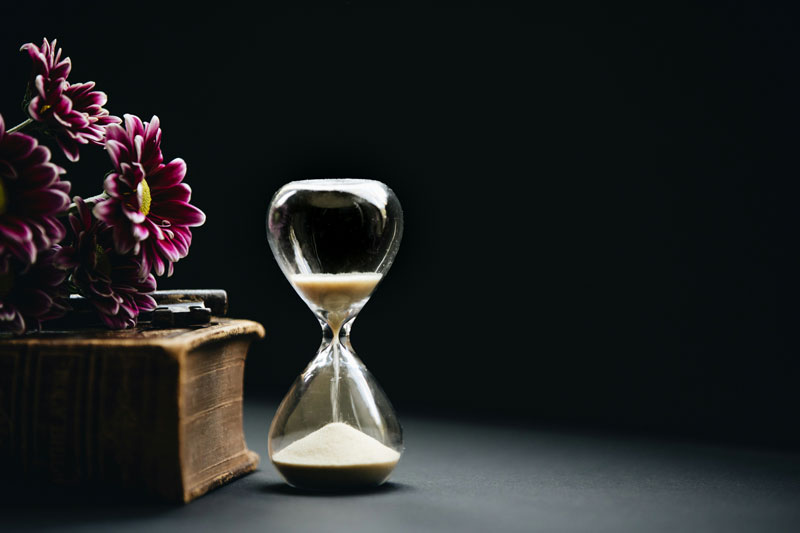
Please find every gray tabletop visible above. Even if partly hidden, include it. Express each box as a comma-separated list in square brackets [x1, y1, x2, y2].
[2, 399, 800, 532]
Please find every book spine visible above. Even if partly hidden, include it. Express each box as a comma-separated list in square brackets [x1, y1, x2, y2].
[0, 345, 22, 475]
[0, 320, 264, 502]
[0, 343, 181, 497]
[0, 342, 87, 483]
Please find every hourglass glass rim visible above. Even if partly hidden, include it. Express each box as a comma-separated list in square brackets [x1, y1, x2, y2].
[280, 178, 391, 191]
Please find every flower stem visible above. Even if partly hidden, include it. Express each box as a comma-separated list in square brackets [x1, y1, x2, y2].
[82, 192, 108, 205]
[66, 193, 108, 216]
[7, 118, 34, 134]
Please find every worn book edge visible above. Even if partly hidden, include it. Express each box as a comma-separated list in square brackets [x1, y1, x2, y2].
[163, 319, 265, 502]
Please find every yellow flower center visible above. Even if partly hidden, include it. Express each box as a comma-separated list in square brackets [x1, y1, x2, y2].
[139, 178, 152, 216]
[0, 177, 7, 215]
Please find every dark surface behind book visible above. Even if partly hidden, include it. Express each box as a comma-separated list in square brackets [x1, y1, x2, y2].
[1, 2, 797, 448]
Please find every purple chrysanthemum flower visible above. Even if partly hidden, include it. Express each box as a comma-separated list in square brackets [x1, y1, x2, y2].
[0, 113, 70, 265]
[0, 247, 70, 334]
[93, 114, 205, 277]
[20, 38, 121, 162]
[56, 197, 156, 329]
[19, 37, 71, 101]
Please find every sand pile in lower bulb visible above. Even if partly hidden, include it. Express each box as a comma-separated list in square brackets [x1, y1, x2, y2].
[271, 422, 401, 490]
[273, 422, 400, 466]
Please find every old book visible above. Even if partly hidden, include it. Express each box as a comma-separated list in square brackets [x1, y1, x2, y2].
[0, 318, 265, 503]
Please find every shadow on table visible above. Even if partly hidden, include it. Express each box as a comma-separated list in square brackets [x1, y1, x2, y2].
[260, 481, 414, 497]
[0, 481, 178, 527]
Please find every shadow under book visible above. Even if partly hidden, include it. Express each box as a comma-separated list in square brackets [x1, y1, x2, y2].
[0, 311, 265, 503]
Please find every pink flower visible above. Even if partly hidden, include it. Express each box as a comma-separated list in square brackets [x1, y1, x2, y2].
[0, 247, 70, 334]
[93, 114, 205, 277]
[56, 197, 156, 329]
[20, 38, 120, 162]
[0, 113, 70, 265]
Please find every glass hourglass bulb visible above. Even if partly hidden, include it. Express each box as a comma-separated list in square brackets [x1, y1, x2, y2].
[266, 179, 403, 491]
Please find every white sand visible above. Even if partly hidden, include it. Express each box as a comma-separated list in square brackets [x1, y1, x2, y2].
[272, 422, 400, 466]
[291, 272, 382, 332]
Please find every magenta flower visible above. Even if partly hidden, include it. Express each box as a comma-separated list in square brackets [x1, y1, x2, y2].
[56, 197, 156, 329]
[19, 38, 71, 102]
[0, 113, 70, 265]
[93, 114, 205, 277]
[20, 38, 120, 162]
[0, 247, 70, 334]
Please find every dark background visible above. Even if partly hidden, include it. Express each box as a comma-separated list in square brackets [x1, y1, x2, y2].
[2, 3, 798, 448]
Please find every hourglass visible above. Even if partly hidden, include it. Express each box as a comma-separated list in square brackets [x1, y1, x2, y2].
[266, 179, 403, 491]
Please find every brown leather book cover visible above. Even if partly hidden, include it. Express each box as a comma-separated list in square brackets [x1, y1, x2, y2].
[0, 318, 264, 503]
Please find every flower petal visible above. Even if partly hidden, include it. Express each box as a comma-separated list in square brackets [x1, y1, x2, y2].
[148, 158, 186, 188]
[151, 201, 206, 227]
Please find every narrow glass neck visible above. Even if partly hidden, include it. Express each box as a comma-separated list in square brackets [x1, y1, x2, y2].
[319, 315, 355, 346]
[318, 318, 357, 424]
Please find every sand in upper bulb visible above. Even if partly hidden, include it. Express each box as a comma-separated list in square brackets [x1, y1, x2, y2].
[271, 422, 401, 490]
[291, 272, 382, 332]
